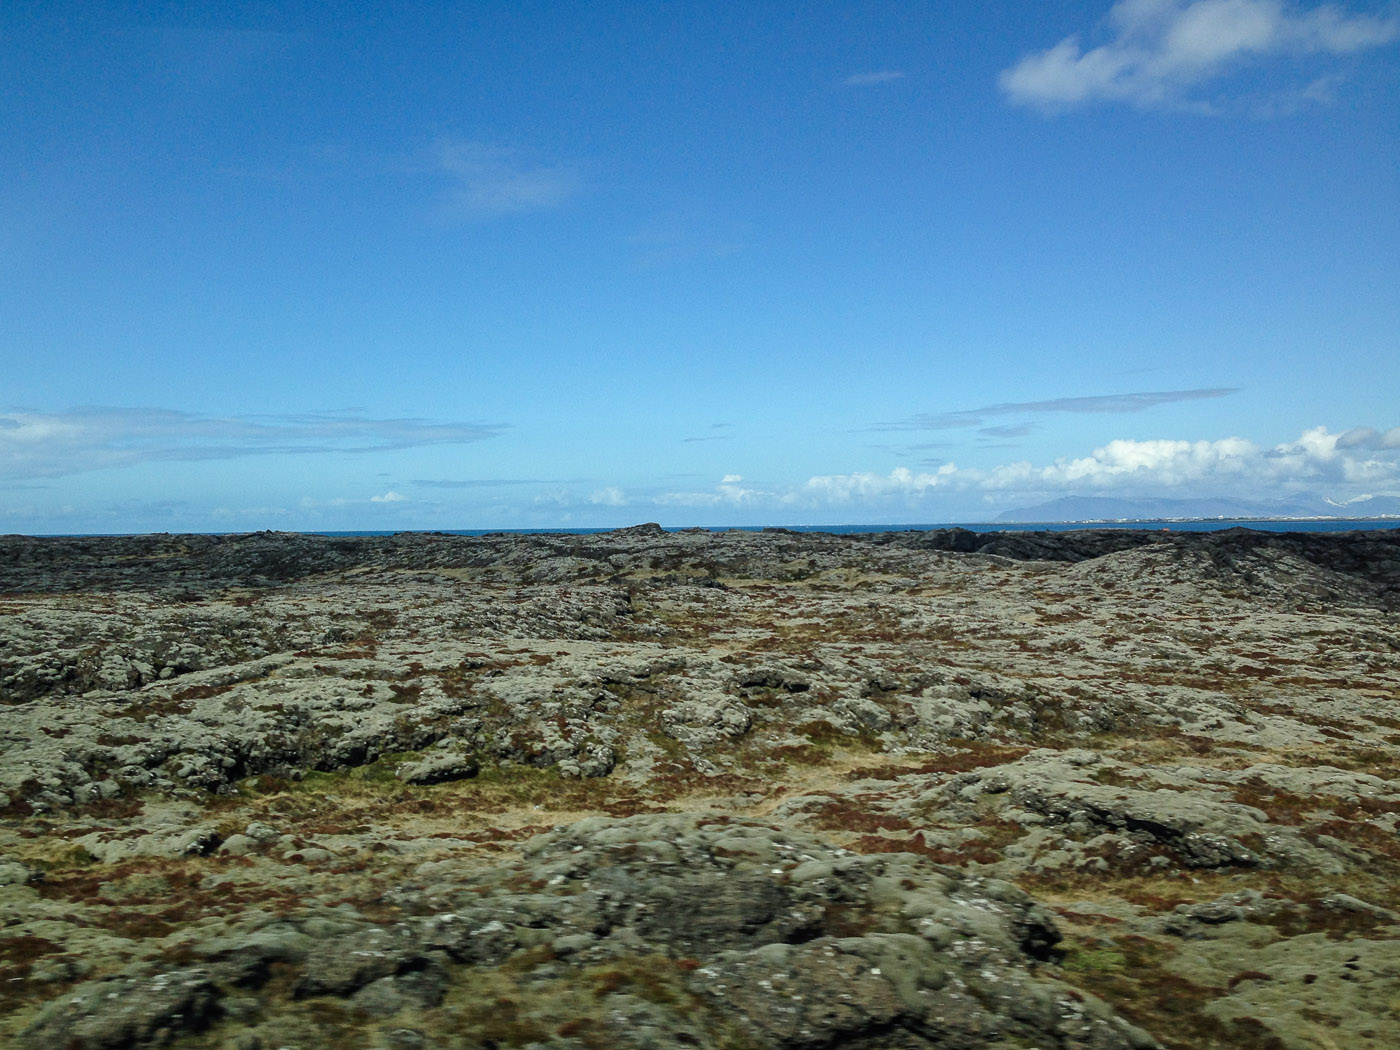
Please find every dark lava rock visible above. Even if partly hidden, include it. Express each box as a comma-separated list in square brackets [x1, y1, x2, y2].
[885, 525, 1400, 606]
[18, 969, 221, 1050]
[138, 814, 1156, 1049]
[4, 528, 1397, 607]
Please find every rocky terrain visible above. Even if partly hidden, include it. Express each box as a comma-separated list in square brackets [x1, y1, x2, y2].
[2, 524, 1398, 1050]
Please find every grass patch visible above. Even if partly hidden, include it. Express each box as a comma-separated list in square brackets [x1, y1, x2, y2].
[1054, 934, 1288, 1050]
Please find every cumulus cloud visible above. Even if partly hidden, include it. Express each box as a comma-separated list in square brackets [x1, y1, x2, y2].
[659, 474, 769, 507]
[433, 139, 578, 218]
[804, 465, 959, 502]
[369, 491, 406, 503]
[883, 388, 1237, 431]
[1012, 434, 1260, 488]
[802, 425, 1400, 507]
[0, 407, 505, 479]
[844, 70, 906, 86]
[1001, 0, 1399, 111]
[634, 425, 1400, 520]
[590, 486, 627, 506]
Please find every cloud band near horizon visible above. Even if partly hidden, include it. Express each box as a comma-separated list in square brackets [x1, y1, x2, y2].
[653, 425, 1400, 509]
[6, 407, 1398, 528]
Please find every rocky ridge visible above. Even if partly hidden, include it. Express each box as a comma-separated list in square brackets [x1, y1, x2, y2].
[1, 526, 1398, 1049]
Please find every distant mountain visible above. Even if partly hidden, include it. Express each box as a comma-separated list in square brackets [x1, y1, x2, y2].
[995, 493, 1400, 523]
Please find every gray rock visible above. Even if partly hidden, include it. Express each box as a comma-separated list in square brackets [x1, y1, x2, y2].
[18, 968, 221, 1050]
[294, 925, 430, 998]
[661, 696, 753, 749]
[0, 859, 33, 885]
[216, 833, 259, 856]
[76, 822, 224, 864]
[396, 750, 479, 785]
[243, 821, 280, 843]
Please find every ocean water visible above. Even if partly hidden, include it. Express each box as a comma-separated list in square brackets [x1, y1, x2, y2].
[316, 519, 1399, 538]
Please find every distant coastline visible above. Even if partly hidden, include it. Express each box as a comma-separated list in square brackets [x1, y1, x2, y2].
[31, 517, 1400, 539]
[303, 517, 1400, 537]
[963, 515, 1400, 528]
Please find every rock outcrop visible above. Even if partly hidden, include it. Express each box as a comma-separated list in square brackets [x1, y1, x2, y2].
[2, 527, 1397, 1049]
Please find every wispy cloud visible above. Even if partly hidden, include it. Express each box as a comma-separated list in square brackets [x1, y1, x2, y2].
[683, 422, 736, 444]
[432, 139, 579, 219]
[844, 70, 906, 86]
[979, 423, 1038, 439]
[411, 478, 545, 489]
[1001, 0, 1399, 112]
[0, 407, 506, 479]
[880, 387, 1237, 431]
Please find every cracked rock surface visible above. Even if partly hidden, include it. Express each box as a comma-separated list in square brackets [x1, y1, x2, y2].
[2, 526, 1398, 1049]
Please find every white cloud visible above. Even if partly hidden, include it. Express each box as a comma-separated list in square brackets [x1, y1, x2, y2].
[804, 465, 959, 502]
[800, 426, 1400, 506]
[659, 474, 768, 507]
[1025, 434, 1260, 488]
[433, 139, 578, 218]
[0, 407, 505, 479]
[1001, 0, 1399, 111]
[581, 426, 1400, 524]
[301, 491, 418, 511]
[590, 486, 627, 506]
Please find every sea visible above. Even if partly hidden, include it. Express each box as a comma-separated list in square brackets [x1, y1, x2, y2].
[315, 519, 1399, 538]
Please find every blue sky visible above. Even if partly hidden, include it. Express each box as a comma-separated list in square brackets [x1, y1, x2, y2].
[3, 1, 1398, 532]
